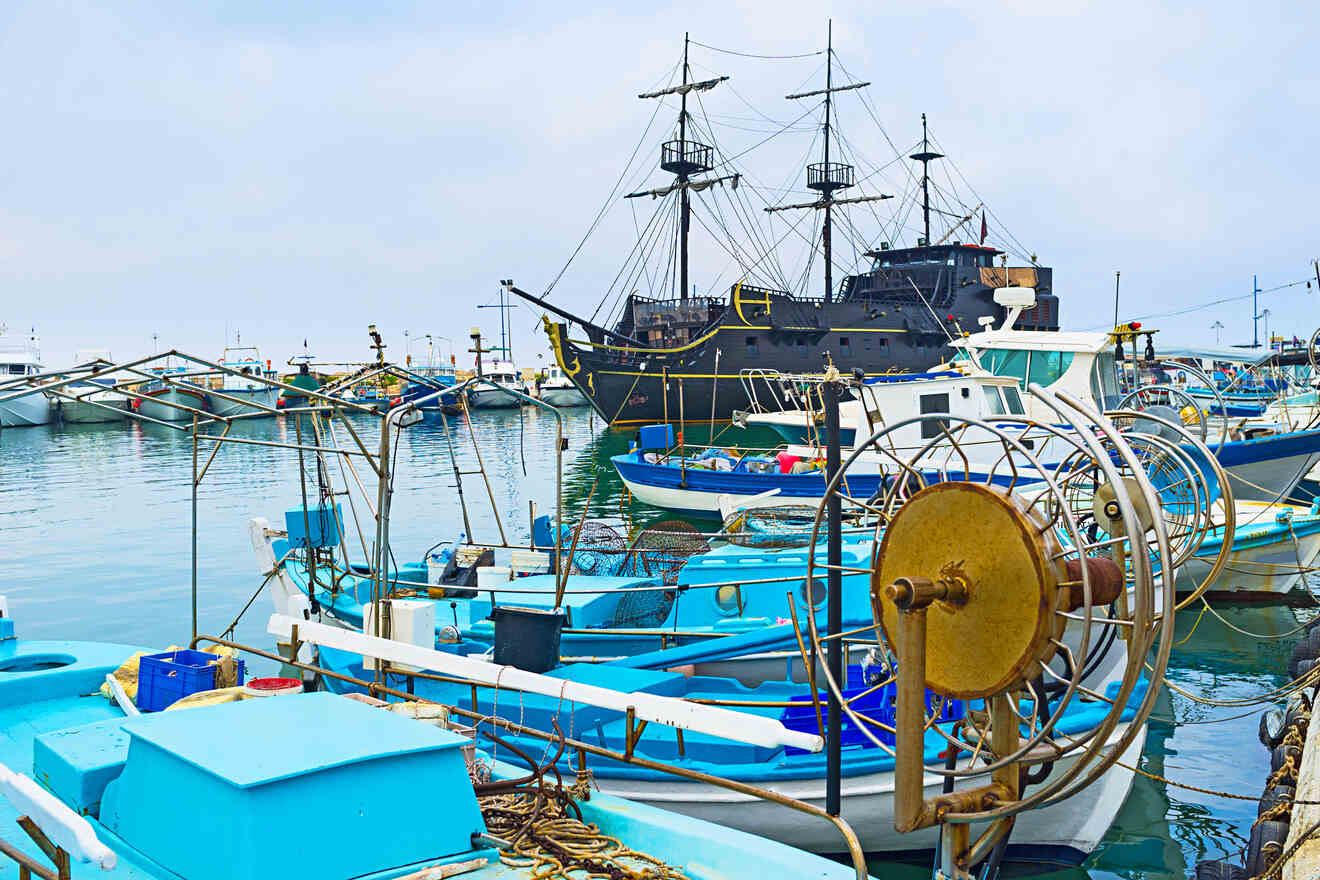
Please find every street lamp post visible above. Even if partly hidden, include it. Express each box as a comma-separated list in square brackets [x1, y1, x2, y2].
[1211, 320, 1224, 345]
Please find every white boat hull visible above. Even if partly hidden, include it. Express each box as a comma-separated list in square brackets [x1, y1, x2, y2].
[0, 392, 53, 426]
[1177, 526, 1320, 597]
[206, 387, 279, 418]
[598, 723, 1144, 859]
[57, 397, 126, 423]
[540, 386, 590, 407]
[1225, 450, 1320, 502]
[136, 388, 208, 422]
[467, 386, 524, 409]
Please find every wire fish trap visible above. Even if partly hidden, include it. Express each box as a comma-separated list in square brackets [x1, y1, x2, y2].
[567, 521, 629, 577]
[621, 520, 710, 585]
[723, 505, 824, 549]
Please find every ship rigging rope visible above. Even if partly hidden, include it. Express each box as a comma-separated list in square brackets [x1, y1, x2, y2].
[689, 39, 824, 60]
[544, 59, 680, 302]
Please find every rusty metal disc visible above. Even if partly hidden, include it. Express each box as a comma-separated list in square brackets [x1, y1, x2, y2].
[871, 482, 1064, 701]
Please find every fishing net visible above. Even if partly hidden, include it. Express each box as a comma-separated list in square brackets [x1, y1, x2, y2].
[567, 521, 628, 577]
[474, 726, 689, 880]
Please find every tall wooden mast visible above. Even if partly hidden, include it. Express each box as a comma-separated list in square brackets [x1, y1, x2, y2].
[632, 36, 727, 301]
[771, 22, 890, 303]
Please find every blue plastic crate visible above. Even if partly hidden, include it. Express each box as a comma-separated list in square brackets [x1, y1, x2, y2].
[136, 650, 246, 713]
[284, 503, 343, 549]
[780, 663, 964, 753]
[638, 424, 674, 450]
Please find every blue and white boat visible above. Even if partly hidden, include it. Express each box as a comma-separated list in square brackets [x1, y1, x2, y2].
[205, 346, 280, 418]
[294, 606, 1148, 865]
[614, 371, 1052, 515]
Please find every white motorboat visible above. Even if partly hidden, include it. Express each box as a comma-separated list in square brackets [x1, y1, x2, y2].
[0, 327, 53, 427]
[206, 346, 279, 418]
[466, 360, 528, 409]
[537, 366, 589, 407]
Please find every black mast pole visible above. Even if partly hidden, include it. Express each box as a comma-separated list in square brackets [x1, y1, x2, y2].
[920, 114, 931, 244]
[679, 33, 691, 301]
[822, 23, 834, 305]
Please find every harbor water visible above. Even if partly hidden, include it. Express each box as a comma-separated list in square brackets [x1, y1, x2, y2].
[0, 408, 1310, 877]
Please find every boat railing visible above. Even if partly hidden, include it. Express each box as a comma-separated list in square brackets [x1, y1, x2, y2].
[0, 760, 117, 877]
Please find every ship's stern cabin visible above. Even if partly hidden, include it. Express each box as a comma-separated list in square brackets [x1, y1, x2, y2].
[844, 242, 1057, 332]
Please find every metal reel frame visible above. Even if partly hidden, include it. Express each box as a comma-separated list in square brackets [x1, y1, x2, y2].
[1106, 407, 1237, 612]
[1117, 358, 1227, 452]
[795, 383, 1176, 877]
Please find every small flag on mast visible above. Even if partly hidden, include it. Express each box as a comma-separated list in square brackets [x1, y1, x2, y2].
[979, 212, 988, 245]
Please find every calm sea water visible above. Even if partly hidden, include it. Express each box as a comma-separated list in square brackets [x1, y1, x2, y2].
[0, 409, 1308, 877]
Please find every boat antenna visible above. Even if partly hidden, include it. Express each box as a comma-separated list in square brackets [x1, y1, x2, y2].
[910, 113, 943, 246]
[770, 22, 889, 304]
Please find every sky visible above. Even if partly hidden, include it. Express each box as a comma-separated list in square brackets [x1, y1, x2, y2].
[1, 0, 1317, 368]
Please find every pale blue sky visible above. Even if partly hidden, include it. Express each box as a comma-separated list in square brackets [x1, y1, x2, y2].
[2, 1, 1317, 367]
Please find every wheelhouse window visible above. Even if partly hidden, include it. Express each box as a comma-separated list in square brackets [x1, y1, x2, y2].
[982, 386, 1006, 415]
[919, 392, 951, 439]
[1002, 385, 1025, 414]
[745, 336, 758, 354]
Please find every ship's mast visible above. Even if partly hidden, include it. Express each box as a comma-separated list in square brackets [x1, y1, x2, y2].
[632, 36, 728, 303]
[910, 114, 943, 246]
[770, 23, 890, 303]
[679, 34, 692, 301]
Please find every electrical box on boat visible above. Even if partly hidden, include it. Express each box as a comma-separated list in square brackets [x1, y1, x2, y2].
[639, 424, 675, 450]
[362, 599, 435, 672]
[283, 503, 342, 549]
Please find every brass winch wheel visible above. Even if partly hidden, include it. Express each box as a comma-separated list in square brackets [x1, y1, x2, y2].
[871, 482, 1064, 701]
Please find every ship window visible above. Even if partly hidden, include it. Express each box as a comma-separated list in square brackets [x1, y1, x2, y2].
[1090, 352, 1121, 409]
[745, 336, 758, 354]
[1026, 351, 1074, 387]
[8, 365, 24, 375]
[982, 386, 1006, 415]
[919, 393, 951, 439]
[796, 337, 807, 353]
[840, 337, 850, 349]
[981, 349, 1030, 386]
[1002, 385, 1025, 414]
[879, 338, 889, 349]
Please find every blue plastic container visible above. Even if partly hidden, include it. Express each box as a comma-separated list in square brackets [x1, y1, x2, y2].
[780, 663, 964, 753]
[284, 503, 343, 549]
[638, 424, 675, 450]
[136, 650, 246, 712]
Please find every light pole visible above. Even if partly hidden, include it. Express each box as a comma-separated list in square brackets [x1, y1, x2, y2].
[1261, 309, 1272, 348]
[1211, 320, 1224, 345]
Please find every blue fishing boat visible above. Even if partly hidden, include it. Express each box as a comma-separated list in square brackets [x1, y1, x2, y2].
[0, 617, 870, 880]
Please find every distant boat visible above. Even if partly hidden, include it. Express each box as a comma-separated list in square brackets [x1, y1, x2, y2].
[536, 365, 589, 407]
[206, 346, 278, 418]
[56, 349, 126, 424]
[0, 326, 53, 427]
[466, 360, 527, 409]
[134, 367, 209, 422]
[277, 354, 321, 410]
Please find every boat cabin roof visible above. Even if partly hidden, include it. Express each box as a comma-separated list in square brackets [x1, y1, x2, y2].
[951, 328, 1112, 355]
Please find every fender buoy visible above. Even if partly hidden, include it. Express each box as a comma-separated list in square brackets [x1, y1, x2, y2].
[1194, 859, 1247, 880]
[1246, 820, 1290, 877]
